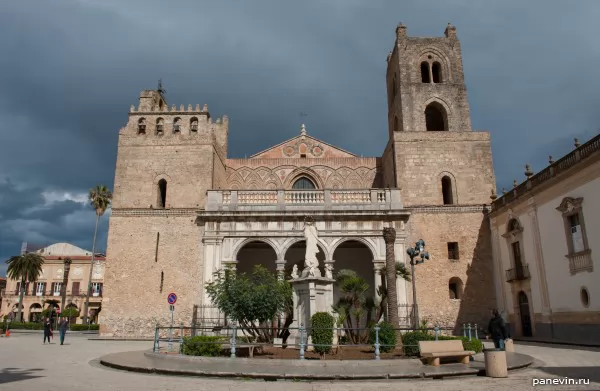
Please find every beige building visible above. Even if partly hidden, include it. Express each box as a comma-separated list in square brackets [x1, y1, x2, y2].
[101, 23, 497, 337]
[489, 135, 599, 344]
[1, 242, 105, 323]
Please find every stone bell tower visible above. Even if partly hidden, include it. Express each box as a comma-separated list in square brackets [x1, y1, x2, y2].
[382, 23, 496, 206]
[380, 23, 497, 330]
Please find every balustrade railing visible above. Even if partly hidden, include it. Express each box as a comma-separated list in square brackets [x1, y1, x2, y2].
[493, 134, 600, 209]
[206, 189, 401, 211]
[568, 250, 593, 274]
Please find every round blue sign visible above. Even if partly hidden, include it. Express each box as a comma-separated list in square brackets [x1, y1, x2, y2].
[167, 293, 177, 305]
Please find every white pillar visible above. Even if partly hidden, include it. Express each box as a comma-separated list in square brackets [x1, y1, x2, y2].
[394, 241, 408, 305]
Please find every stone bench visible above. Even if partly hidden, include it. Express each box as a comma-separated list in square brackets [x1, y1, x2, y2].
[221, 343, 260, 358]
[418, 340, 475, 366]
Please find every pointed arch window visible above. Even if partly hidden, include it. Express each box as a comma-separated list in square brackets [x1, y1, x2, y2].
[425, 102, 448, 131]
[432, 62, 442, 83]
[157, 179, 167, 208]
[441, 175, 454, 205]
[292, 177, 316, 190]
[421, 62, 430, 83]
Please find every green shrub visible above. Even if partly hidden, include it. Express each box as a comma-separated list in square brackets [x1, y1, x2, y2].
[369, 322, 396, 353]
[460, 337, 483, 353]
[401, 331, 435, 356]
[310, 312, 334, 357]
[70, 324, 100, 331]
[4, 322, 44, 330]
[182, 336, 224, 357]
[60, 308, 80, 318]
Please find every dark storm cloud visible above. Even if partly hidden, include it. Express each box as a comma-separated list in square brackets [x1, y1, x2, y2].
[1, 0, 600, 275]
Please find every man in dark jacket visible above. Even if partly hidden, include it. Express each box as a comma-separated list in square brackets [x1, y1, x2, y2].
[487, 309, 509, 349]
[59, 317, 69, 345]
[43, 318, 52, 344]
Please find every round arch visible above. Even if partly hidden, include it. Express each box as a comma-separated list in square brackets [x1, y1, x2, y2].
[236, 240, 278, 275]
[330, 237, 377, 259]
[424, 97, 453, 117]
[283, 239, 327, 277]
[416, 47, 453, 83]
[284, 167, 324, 190]
[438, 171, 458, 205]
[331, 240, 377, 303]
[232, 237, 280, 262]
[280, 237, 330, 261]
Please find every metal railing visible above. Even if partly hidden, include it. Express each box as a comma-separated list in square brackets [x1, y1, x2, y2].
[152, 322, 484, 360]
[505, 265, 531, 282]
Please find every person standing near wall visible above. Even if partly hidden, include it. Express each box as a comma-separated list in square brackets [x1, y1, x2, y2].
[487, 308, 509, 349]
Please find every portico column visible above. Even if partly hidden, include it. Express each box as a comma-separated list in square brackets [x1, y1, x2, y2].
[373, 261, 385, 303]
[276, 260, 286, 281]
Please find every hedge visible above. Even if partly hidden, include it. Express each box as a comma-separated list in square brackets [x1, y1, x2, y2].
[369, 321, 396, 353]
[310, 312, 334, 357]
[401, 331, 483, 356]
[182, 336, 225, 356]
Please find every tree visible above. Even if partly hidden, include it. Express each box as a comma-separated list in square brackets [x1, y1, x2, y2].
[375, 262, 411, 323]
[382, 227, 403, 350]
[60, 258, 72, 318]
[83, 185, 112, 324]
[205, 265, 292, 343]
[6, 252, 45, 322]
[332, 269, 374, 344]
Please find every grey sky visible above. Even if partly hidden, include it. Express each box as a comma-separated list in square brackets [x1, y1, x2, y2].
[1, 0, 599, 276]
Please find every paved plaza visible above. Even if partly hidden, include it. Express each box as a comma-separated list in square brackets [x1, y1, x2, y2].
[1, 334, 599, 390]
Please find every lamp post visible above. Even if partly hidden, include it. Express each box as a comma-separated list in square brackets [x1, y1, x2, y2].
[406, 239, 430, 330]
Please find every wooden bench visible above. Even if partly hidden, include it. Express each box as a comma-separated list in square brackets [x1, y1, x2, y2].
[418, 340, 475, 366]
[221, 343, 260, 358]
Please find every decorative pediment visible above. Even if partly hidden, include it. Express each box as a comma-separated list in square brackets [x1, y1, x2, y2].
[501, 217, 523, 238]
[556, 197, 583, 214]
[249, 124, 357, 159]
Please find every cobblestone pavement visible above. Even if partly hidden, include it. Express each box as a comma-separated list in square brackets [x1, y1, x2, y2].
[0, 334, 599, 390]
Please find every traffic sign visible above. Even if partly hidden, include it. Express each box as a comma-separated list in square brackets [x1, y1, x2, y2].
[167, 292, 177, 305]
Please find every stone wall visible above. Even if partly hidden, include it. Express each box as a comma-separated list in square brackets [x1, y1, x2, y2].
[100, 212, 203, 337]
[391, 131, 495, 206]
[406, 207, 495, 330]
[225, 157, 381, 190]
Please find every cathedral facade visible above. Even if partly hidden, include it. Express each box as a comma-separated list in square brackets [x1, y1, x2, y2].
[99, 23, 497, 337]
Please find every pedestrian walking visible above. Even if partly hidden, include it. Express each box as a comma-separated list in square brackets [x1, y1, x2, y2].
[43, 318, 52, 344]
[59, 317, 69, 345]
[487, 309, 509, 349]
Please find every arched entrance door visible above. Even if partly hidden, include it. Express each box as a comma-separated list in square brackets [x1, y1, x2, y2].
[518, 291, 532, 337]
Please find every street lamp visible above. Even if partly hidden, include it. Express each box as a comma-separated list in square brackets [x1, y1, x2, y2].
[406, 239, 430, 329]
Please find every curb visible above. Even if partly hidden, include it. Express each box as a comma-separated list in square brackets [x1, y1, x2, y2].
[99, 351, 534, 381]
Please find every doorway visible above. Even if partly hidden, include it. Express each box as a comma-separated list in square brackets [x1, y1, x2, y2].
[518, 291, 532, 337]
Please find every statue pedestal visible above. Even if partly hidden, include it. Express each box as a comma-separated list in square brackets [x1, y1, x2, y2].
[288, 276, 336, 350]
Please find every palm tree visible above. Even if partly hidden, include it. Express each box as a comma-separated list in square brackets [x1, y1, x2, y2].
[6, 252, 45, 322]
[60, 258, 72, 317]
[375, 262, 411, 322]
[83, 185, 112, 324]
[382, 227, 403, 349]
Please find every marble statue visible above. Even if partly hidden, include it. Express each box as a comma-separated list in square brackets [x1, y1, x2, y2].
[302, 217, 321, 277]
[325, 263, 333, 279]
[291, 264, 299, 279]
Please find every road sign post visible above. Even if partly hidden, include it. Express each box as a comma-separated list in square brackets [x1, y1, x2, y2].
[167, 293, 177, 351]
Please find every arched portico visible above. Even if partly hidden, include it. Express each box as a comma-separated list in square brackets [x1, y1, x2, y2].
[236, 240, 278, 275]
[331, 240, 377, 303]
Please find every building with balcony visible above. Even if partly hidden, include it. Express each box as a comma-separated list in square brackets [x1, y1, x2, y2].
[489, 134, 600, 344]
[1, 242, 105, 323]
[100, 23, 498, 337]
